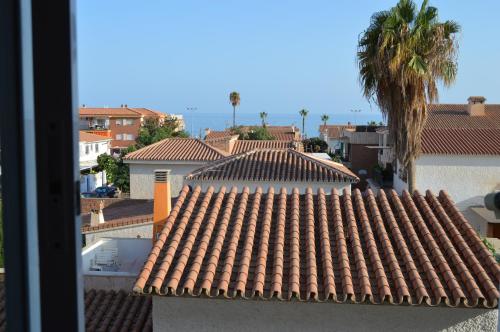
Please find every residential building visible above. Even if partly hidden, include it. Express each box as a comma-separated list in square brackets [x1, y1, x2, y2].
[133, 184, 500, 331]
[339, 125, 380, 178]
[80, 198, 154, 245]
[79, 106, 173, 153]
[388, 97, 500, 236]
[185, 149, 358, 193]
[123, 138, 228, 199]
[205, 125, 301, 142]
[319, 123, 355, 153]
[79, 131, 111, 192]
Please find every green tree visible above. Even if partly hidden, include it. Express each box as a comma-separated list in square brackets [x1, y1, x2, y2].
[247, 127, 275, 140]
[259, 112, 268, 127]
[229, 91, 240, 127]
[357, 0, 459, 192]
[303, 137, 328, 153]
[321, 114, 329, 127]
[299, 109, 309, 137]
[136, 117, 188, 148]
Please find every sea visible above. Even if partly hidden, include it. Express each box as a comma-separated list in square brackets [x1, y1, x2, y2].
[179, 111, 385, 139]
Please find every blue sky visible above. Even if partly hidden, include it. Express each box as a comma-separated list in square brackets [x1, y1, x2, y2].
[77, 0, 500, 117]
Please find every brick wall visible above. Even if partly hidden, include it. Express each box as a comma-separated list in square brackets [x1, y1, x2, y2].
[349, 144, 379, 178]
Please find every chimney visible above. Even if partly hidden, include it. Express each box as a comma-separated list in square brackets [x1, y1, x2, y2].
[467, 96, 486, 116]
[90, 200, 105, 226]
[153, 169, 172, 242]
[204, 128, 211, 137]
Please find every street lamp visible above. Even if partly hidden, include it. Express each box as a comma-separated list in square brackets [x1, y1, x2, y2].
[349, 109, 362, 124]
[186, 107, 197, 138]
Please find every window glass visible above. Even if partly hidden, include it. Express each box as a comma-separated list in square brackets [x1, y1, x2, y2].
[115, 119, 121, 125]
[85, 145, 89, 154]
[116, 134, 122, 140]
[95, 143, 98, 152]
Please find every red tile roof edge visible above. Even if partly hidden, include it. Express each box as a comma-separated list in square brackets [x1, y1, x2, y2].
[81, 215, 153, 233]
[132, 185, 500, 308]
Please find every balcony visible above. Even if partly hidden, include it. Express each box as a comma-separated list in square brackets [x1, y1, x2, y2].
[84, 129, 112, 138]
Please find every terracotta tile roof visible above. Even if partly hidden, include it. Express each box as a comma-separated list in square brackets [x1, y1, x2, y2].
[79, 131, 111, 143]
[186, 149, 359, 183]
[81, 199, 154, 233]
[123, 138, 229, 161]
[129, 108, 164, 117]
[79, 107, 142, 118]
[421, 104, 500, 155]
[319, 124, 355, 138]
[85, 290, 151, 332]
[231, 140, 303, 154]
[205, 126, 300, 142]
[0, 286, 151, 332]
[133, 186, 500, 308]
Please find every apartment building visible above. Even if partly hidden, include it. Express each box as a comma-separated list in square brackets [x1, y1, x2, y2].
[79, 106, 168, 153]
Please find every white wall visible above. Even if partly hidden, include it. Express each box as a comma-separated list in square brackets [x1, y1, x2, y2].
[394, 155, 500, 210]
[153, 297, 498, 332]
[83, 223, 153, 245]
[79, 140, 110, 163]
[185, 179, 351, 194]
[80, 171, 106, 192]
[128, 162, 207, 199]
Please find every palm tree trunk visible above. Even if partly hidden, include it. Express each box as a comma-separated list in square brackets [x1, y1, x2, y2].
[407, 158, 416, 194]
[302, 117, 305, 137]
[233, 106, 236, 127]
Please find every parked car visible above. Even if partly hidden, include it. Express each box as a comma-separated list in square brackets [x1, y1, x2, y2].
[94, 186, 117, 198]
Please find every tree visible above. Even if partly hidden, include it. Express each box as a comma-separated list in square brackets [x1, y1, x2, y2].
[229, 91, 240, 127]
[299, 109, 309, 137]
[136, 117, 188, 148]
[232, 126, 275, 140]
[357, 0, 459, 192]
[259, 112, 268, 127]
[321, 114, 329, 127]
[303, 137, 328, 153]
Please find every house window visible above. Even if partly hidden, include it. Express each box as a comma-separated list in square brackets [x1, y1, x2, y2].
[125, 134, 134, 140]
[95, 143, 98, 152]
[123, 119, 134, 126]
[85, 145, 89, 154]
[116, 134, 123, 140]
[115, 119, 122, 125]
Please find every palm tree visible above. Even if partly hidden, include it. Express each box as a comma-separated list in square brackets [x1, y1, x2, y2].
[259, 111, 268, 127]
[229, 91, 240, 127]
[299, 109, 309, 137]
[357, 0, 459, 192]
[321, 114, 329, 127]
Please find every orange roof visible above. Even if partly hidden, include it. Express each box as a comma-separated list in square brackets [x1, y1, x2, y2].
[80, 107, 142, 117]
[186, 149, 358, 182]
[133, 186, 500, 308]
[421, 104, 500, 155]
[79, 131, 111, 143]
[123, 138, 229, 161]
[231, 140, 303, 154]
[130, 108, 165, 117]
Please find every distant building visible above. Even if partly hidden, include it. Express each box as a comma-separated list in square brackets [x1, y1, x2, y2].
[185, 149, 359, 193]
[319, 123, 355, 153]
[123, 138, 228, 198]
[79, 106, 168, 153]
[204, 125, 301, 142]
[79, 131, 111, 192]
[338, 125, 380, 179]
[205, 135, 303, 155]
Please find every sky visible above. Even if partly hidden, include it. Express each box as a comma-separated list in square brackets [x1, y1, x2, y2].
[77, 0, 500, 119]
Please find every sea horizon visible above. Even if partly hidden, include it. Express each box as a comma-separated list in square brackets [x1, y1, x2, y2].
[180, 111, 384, 139]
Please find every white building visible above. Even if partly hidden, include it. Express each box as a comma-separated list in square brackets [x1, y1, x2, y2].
[185, 148, 358, 193]
[319, 123, 354, 153]
[123, 138, 228, 199]
[386, 97, 500, 236]
[79, 131, 111, 192]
